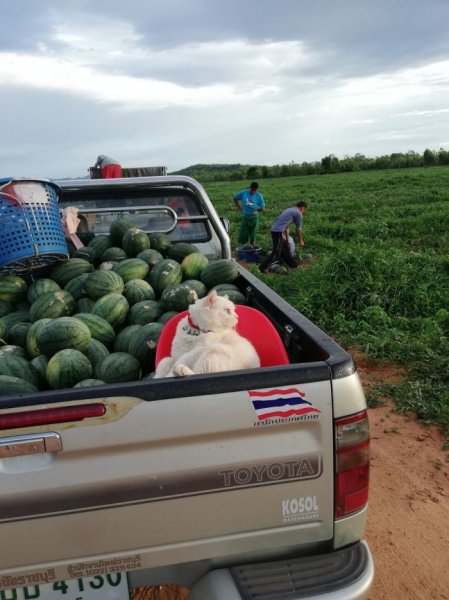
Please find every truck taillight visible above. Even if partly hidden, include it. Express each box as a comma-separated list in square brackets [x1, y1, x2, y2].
[0, 403, 106, 430]
[335, 410, 370, 519]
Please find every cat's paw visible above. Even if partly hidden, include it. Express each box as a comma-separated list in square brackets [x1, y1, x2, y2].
[174, 364, 195, 377]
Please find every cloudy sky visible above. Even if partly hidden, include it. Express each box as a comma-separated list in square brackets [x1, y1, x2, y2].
[2, 0, 449, 178]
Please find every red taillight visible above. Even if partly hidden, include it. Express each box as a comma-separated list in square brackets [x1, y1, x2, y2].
[0, 403, 106, 430]
[335, 410, 370, 518]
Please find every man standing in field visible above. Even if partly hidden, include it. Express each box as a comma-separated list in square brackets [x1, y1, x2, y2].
[233, 181, 265, 247]
[93, 155, 123, 178]
[259, 201, 307, 273]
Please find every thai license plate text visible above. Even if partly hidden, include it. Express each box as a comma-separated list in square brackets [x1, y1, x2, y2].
[2, 572, 129, 600]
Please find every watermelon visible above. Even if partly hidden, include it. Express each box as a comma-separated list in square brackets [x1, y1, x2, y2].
[76, 297, 95, 313]
[64, 273, 90, 301]
[27, 278, 61, 304]
[123, 279, 156, 305]
[122, 228, 151, 257]
[0, 345, 28, 359]
[98, 261, 118, 271]
[158, 311, 179, 325]
[128, 300, 166, 325]
[268, 263, 288, 275]
[109, 216, 136, 246]
[0, 300, 14, 318]
[84, 338, 110, 369]
[73, 313, 116, 346]
[211, 283, 241, 294]
[29, 291, 75, 321]
[88, 234, 112, 258]
[0, 355, 40, 389]
[7, 322, 31, 348]
[73, 379, 106, 388]
[0, 319, 6, 341]
[36, 317, 92, 357]
[26, 318, 53, 358]
[181, 252, 209, 280]
[30, 355, 49, 388]
[0, 275, 27, 303]
[50, 258, 94, 287]
[136, 249, 164, 269]
[128, 322, 164, 368]
[46, 349, 92, 389]
[72, 246, 99, 265]
[161, 283, 198, 312]
[215, 289, 247, 305]
[167, 242, 198, 263]
[200, 259, 239, 289]
[85, 270, 125, 299]
[0, 375, 38, 396]
[148, 259, 183, 295]
[149, 232, 172, 255]
[113, 325, 143, 353]
[91, 293, 129, 329]
[0, 311, 31, 331]
[95, 352, 141, 383]
[101, 247, 128, 262]
[113, 258, 149, 283]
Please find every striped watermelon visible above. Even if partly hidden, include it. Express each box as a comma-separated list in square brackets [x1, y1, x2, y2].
[91, 293, 129, 329]
[0, 275, 28, 303]
[36, 317, 92, 357]
[46, 349, 93, 389]
[181, 252, 209, 280]
[148, 259, 183, 296]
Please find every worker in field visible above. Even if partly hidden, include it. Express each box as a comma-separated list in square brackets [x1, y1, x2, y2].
[233, 181, 265, 247]
[259, 201, 307, 273]
[93, 155, 123, 178]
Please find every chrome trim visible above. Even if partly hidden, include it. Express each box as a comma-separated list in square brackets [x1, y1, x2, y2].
[0, 432, 62, 458]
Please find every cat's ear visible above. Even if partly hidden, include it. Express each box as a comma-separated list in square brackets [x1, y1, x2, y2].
[206, 289, 218, 307]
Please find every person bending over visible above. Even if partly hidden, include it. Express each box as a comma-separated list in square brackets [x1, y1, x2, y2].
[259, 201, 307, 273]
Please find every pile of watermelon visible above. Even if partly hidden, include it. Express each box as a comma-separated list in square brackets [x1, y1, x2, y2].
[0, 218, 244, 395]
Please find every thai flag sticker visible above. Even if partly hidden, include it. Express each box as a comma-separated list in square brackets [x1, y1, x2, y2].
[249, 387, 321, 421]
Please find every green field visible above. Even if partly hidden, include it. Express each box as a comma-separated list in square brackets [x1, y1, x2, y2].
[204, 167, 449, 440]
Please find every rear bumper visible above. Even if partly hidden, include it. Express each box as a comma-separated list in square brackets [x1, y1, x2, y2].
[189, 540, 374, 599]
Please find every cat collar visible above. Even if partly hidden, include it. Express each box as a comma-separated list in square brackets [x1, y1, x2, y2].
[184, 314, 211, 336]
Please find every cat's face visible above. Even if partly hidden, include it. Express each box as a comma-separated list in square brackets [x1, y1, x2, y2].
[190, 290, 238, 331]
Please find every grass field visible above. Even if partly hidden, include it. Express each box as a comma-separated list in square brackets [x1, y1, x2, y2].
[203, 167, 449, 439]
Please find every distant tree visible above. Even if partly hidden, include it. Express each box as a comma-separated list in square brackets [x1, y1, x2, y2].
[321, 154, 339, 174]
[423, 148, 436, 166]
[438, 147, 449, 165]
[261, 166, 269, 178]
[246, 166, 259, 179]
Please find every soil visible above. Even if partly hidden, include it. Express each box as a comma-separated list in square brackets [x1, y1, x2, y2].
[132, 351, 449, 600]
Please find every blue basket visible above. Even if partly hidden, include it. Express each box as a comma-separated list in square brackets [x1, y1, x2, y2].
[0, 178, 69, 275]
[237, 246, 261, 263]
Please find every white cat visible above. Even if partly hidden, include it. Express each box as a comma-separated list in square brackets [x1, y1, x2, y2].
[154, 290, 260, 378]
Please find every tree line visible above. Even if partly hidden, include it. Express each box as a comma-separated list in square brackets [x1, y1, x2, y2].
[170, 148, 449, 182]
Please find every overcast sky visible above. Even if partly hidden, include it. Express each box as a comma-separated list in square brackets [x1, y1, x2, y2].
[2, 0, 449, 178]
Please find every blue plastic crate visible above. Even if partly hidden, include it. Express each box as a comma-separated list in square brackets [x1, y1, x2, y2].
[0, 178, 69, 275]
[237, 246, 261, 263]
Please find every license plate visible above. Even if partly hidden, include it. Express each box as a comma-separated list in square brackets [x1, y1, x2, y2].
[3, 572, 130, 599]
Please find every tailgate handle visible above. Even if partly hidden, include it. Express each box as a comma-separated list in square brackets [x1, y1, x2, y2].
[0, 432, 62, 458]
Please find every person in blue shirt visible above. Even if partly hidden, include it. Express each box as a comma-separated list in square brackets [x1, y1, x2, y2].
[233, 182, 265, 247]
[259, 201, 307, 273]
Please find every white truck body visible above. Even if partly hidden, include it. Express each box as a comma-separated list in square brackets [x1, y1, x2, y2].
[0, 176, 373, 599]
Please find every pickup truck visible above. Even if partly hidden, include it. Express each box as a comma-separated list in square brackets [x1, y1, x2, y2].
[0, 175, 374, 599]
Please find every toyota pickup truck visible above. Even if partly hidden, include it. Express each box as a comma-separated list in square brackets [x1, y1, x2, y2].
[0, 175, 374, 599]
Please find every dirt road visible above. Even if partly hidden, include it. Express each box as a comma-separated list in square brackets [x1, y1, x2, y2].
[359, 357, 449, 600]
[132, 355, 449, 600]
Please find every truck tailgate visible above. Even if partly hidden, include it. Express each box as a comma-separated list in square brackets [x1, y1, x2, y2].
[0, 370, 333, 582]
